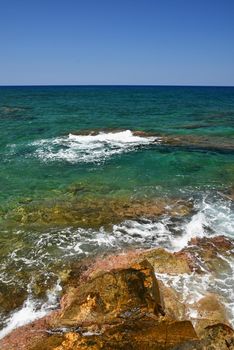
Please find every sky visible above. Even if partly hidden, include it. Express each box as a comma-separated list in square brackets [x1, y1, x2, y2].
[0, 0, 234, 86]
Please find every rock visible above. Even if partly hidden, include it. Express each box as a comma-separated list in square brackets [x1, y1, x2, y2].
[172, 323, 234, 350]
[182, 235, 234, 274]
[142, 248, 192, 275]
[1, 245, 233, 350]
[81, 247, 193, 284]
[0, 283, 27, 315]
[0, 316, 50, 350]
[158, 281, 186, 321]
[194, 294, 229, 336]
[5, 196, 193, 230]
[164, 134, 234, 153]
[31, 320, 198, 350]
[201, 323, 234, 350]
[52, 259, 164, 329]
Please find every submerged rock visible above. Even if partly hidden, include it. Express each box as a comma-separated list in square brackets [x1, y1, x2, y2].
[5, 197, 193, 229]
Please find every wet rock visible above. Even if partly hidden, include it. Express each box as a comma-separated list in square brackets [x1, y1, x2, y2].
[201, 323, 234, 350]
[69, 128, 126, 136]
[194, 294, 229, 336]
[158, 281, 186, 321]
[52, 259, 164, 329]
[142, 248, 192, 275]
[0, 316, 50, 350]
[182, 235, 234, 274]
[29, 320, 198, 350]
[1, 243, 233, 350]
[173, 323, 234, 350]
[0, 284, 27, 315]
[5, 197, 193, 229]
[80, 247, 193, 285]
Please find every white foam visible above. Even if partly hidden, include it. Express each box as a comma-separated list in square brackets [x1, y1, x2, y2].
[0, 280, 61, 340]
[112, 218, 171, 247]
[30, 130, 159, 163]
[172, 212, 207, 250]
[156, 272, 212, 321]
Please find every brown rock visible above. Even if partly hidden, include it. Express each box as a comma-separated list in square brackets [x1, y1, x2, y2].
[0, 316, 50, 350]
[194, 294, 229, 336]
[82, 247, 193, 284]
[202, 323, 234, 350]
[173, 323, 234, 350]
[6, 196, 193, 230]
[53, 259, 164, 328]
[31, 320, 198, 350]
[142, 248, 192, 275]
[182, 235, 234, 274]
[158, 281, 186, 321]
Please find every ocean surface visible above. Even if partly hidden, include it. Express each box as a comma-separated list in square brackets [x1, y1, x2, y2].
[0, 85, 234, 337]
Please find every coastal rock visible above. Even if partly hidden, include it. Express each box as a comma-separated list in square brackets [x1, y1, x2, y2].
[194, 293, 229, 336]
[6, 196, 193, 229]
[81, 247, 193, 283]
[52, 259, 164, 328]
[1, 243, 233, 350]
[201, 323, 234, 350]
[31, 320, 198, 350]
[158, 282, 187, 321]
[141, 248, 192, 274]
[182, 235, 234, 274]
[173, 323, 234, 350]
[0, 316, 51, 350]
[164, 134, 234, 153]
[0, 284, 27, 315]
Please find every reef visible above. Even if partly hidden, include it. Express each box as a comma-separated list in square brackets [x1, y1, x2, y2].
[4, 196, 193, 229]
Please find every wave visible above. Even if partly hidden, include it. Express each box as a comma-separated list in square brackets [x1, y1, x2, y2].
[30, 130, 160, 163]
[0, 280, 61, 340]
[156, 267, 234, 327]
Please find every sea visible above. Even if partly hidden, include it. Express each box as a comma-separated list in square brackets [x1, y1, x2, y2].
[0, 85, 234, 337]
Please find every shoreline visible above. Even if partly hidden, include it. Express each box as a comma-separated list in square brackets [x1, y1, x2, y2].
[0, 235, 233, 349]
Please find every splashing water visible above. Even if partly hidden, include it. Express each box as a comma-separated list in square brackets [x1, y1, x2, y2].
[30, 130, 159, 163]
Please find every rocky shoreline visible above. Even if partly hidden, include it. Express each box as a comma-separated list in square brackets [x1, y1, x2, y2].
[1, 235, 233, 350]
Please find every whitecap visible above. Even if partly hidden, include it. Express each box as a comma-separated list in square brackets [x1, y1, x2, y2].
[30, 130, 160, 163]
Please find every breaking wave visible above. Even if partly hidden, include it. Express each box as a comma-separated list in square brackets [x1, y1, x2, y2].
[0, 280, 61, 339]
[30, 130, 159, 163]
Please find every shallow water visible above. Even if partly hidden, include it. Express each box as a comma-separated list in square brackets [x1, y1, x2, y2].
[0, 86, 234, 337]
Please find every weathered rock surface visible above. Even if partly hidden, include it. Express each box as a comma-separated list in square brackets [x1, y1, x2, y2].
[51, 259, 164, 328]
[181, 235, 234, 274]
[194, 294, 229, 336]
[31, 320, 198, 350]
[172, 323, 234, 350]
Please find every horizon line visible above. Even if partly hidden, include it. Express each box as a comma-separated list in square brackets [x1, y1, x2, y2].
[0, 84, 234, 88]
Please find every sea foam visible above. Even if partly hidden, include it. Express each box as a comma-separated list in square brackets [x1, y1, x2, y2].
[30, 130, 159, 163]
[0, 280, 61, 340]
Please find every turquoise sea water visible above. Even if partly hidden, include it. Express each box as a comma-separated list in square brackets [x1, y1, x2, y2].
[0, 86, 234, 335]
[0, 86, 234, 204]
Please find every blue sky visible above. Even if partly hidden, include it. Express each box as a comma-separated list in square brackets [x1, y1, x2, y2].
[0, 0, 234, 85]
